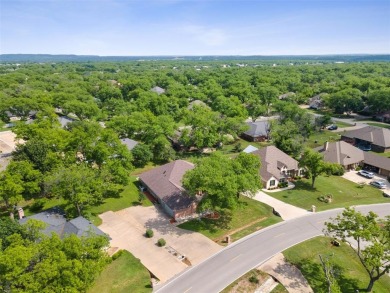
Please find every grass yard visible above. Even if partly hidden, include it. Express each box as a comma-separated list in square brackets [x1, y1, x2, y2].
[283, 236, 390, 293]
[306, 130, 342, 148]
[268, 176, 388, 212]
[89, 176, 153, 225]
[178, 196, 282, 244]
[365, 122, 390, 129]
[88, 250, 152, 293]
[333, 120, 354, 128]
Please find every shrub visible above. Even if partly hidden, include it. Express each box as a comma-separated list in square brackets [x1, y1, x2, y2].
[278, 182, 288, 188]
[145, 229, 154, 238]
[29, 198, 47, 212]
[112, 249, 124, 261]
[157, 238, 166, 247]
[249, 275, 259, 284]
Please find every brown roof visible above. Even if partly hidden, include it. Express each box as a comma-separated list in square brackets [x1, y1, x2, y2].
[342, 126, 390, 148]
[315, 141, 364, 166]
[139, 160, 195, 211]
[251, 146, 299, 181]
[363, 152, 390, 171]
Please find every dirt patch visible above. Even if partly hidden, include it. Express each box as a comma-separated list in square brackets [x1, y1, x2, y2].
[221, 269, 269, 293]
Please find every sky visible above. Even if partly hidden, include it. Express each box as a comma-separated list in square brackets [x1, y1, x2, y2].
[0, 0, 389, 56]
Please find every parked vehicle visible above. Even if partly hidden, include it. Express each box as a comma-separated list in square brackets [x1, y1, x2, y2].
[358, 170, 374, 178]
[327, 125, 338, 130]
[357, 144, 372, 151]
[370, 180, 387, 189]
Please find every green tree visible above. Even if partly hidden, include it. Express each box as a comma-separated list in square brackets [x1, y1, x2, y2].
[183, 152, 261, 211]
[366, 88, 390, 114]
[131, 144, 153, 168]
[45, 165, 103, 216]
[325, 208, 390, 292]
[299, 148, 325, 188]
[0, 171, 24, 219]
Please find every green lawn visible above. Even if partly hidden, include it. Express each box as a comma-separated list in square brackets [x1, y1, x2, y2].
[306, 130, 342, 148]
[333, 120, 354, 128]
[18, 176, 152, 226]
[283, 236, 390, 293]
[89, 176, 153, 225]
[178, 196, 282, 244]
[365, 122, 390, 129]
[88, 250, 152, 293]
[268, 176, 388, 212]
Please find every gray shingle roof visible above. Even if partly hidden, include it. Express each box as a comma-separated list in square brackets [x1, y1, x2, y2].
[120, 138, 139, 151]
[244, 121, 270, 138]
[251, 146, 299, 181]
[139, 160, 195, 211]
[58, 116, 75, 128]
[151, 86, 165, 95]
[19, 207, 107, 238]
[342, 126, 390, 148]
[363, 152, 390, 171]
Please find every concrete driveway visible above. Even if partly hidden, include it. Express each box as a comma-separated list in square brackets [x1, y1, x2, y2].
[342, 170, 390, 193]
[99, 206, 222, 283]
[253, 191, 310, 220]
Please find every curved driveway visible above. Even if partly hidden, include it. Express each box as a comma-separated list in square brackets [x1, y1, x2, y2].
[155, 204, 390, 293]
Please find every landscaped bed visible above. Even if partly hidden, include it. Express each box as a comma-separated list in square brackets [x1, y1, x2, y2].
[283, 236, 390, 293]
[178, 196, 282, 244]
[268, 175, 388, 211]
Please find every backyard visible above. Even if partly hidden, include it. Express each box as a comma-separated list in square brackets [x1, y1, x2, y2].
[268, 175, 389, 211]
[283, 236, 390, 293]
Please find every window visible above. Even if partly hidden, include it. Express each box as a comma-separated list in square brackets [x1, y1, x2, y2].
[270, 180, 276, 186]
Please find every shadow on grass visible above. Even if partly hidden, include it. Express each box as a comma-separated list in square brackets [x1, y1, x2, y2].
[295, 258, 361, 293]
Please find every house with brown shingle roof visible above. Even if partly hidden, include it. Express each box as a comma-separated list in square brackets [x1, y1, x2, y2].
[251, 146, 303, 189]
[138, 160, 197, 219]
[315, 141, 390, 177]
[315, 141, 364, 170]
[341, 126, 390, 153]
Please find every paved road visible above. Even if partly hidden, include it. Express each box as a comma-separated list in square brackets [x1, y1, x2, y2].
[155, 204, 390, 293]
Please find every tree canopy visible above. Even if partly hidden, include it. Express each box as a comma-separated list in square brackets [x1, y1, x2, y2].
[183, 152, 262, 211]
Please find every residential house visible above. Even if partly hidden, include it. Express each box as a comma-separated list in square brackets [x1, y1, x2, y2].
[120, 138, 139, 151]
[315, 141, 364, 170]
[19, 207, 107, 238]
[138, 160, 197, 220]
[308, 94, 325, 110]
[58, 115, 75, 128]
[150, 86, 166, 95]
[251, 146, 302, 190]
[341, 126, 390, 152]
[315, 141, 390, 176]
[241, 121, 270, 142]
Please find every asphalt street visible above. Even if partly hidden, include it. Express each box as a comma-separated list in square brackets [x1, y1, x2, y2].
[155, 204, 390, 293]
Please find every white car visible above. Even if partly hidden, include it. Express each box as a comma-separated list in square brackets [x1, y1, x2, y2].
[358, 170, 374, 179]
[370, 180, 387, 189]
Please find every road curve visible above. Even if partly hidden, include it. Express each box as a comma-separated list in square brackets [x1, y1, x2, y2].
[155, 204, 390, 293]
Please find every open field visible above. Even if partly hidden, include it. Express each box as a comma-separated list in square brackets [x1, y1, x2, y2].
[88, 250, 152, 293]
[268, 176, 388, 211]
[283, 236, 390, 293]
[178, 196, 282, 244]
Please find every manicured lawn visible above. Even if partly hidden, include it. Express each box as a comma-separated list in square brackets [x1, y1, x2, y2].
[306, 130, 342, 148]
[178, 196, 282, 244]
[365, 122, 390, 129]
[18, 176, 152, 226]
[220, 138, 271, 155]
[88, 250, 152, 293]
[333, 120, 353, 128]
[268, 176, 388, 212]
[283, 236, 390, 293]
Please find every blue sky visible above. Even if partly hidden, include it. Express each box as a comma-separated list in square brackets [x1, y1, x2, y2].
[1, 0, 389, 55]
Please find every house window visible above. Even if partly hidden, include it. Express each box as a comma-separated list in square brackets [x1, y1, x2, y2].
[270, 180, 276, 186]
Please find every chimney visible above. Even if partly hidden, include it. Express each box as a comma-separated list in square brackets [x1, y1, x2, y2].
[324, 141, 329, 151]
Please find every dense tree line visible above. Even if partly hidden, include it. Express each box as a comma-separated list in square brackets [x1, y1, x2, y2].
[0, 60, 389, 216]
